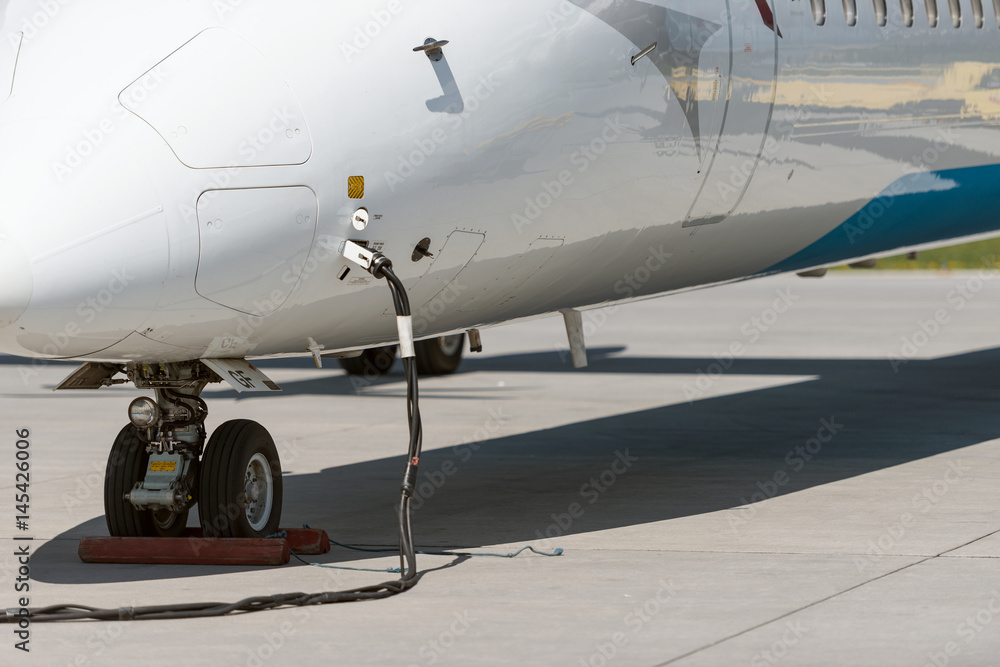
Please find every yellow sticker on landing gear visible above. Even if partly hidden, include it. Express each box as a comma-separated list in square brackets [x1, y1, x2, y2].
[150, 462, 177, 472]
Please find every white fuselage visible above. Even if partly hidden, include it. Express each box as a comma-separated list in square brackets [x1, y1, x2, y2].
[0, 0, 998, 363]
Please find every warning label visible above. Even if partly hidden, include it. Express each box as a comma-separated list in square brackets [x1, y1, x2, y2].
[348, 176, 365, 199]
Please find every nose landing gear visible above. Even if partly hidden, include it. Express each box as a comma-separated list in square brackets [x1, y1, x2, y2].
[102, 362, 283, 539]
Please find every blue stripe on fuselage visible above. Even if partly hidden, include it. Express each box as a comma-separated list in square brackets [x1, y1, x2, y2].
[764, 164, 1000, 274]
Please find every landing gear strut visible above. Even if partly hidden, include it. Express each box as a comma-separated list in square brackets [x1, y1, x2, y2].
[102, 362, 283, 539]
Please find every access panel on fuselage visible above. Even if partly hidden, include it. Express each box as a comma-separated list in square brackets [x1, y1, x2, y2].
[195, 187, 318, 317]
[567, 0, 732, 219]
[685, 1, 778, 226]
[120, 27, 312, 169]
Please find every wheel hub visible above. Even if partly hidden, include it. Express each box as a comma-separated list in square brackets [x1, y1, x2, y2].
[243, 453, 273, 531]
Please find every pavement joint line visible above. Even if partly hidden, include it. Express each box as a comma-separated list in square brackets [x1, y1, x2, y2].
[651, 527, 1000, 666]
[652, 556, 934, 666]
[502, 547, 997, 558]
[935, 526, 1000, 557]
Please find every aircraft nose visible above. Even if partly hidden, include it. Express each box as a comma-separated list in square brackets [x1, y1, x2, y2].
[0, 234, 31, 329]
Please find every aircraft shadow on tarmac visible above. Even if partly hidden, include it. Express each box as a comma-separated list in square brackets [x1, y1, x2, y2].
[30, 346, 1000, 585]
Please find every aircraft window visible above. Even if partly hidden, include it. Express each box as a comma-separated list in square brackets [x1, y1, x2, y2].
[971, 0, 984, 27]
[925, 0, 939, 26]
[812, 0, 827, 24]
[844, 0, 858, 24]
[900, 0, 915, 25]
[874, 0, 888, 25]
[947, 0, 962, 25]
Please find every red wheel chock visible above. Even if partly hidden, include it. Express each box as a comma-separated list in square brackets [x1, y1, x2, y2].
[78, 528, 331, 566]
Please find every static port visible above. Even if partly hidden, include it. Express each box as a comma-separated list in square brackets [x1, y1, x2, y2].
[412, 238, 434, 262]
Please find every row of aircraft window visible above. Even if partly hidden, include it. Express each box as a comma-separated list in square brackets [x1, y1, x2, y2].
[810, 0, 1000, 28]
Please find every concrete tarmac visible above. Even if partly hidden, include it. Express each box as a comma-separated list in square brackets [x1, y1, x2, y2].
[2, 272, 1000, 666]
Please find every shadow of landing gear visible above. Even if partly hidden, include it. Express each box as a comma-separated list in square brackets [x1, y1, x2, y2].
[29, 346, 1000, 585]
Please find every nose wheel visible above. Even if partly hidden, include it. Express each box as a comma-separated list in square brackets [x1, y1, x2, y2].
[99, 362, 285, 540]
[198, 420, 283, 538]
[104, 425, 192, 537]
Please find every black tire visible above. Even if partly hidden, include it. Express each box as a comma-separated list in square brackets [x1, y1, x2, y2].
[339, 346, 397, 376]
[415, 334, 465, 376]
[198, 420, 282, 538]
[104, 424, 190, 537]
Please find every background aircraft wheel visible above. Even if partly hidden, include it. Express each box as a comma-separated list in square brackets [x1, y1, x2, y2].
[104, 424, 190, 537]
[198, 420, 282, 538]
[415, 334, 465, 376]
[338, 345, 397, 376]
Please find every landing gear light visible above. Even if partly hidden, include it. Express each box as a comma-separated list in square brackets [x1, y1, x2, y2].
[128, 397, 159, 429]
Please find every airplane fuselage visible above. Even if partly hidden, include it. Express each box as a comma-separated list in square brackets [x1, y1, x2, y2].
[0, 0, 998, 363]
